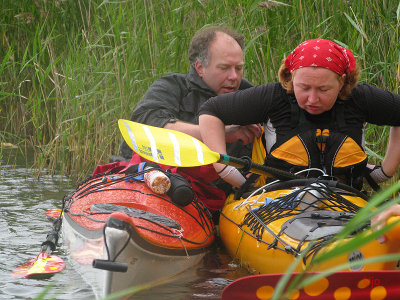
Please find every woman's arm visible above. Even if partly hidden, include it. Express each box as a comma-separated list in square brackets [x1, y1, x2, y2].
[199, 114, 247, 187]
[199, 114, 229, 174]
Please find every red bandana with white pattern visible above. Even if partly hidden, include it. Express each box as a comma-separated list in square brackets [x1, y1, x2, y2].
[285, 39, 355, 75]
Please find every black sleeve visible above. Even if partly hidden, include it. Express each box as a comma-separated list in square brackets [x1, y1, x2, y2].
[130, 75, 184, 128]
[119, 75, 185, 159]
[199, 83, 279, 125]
[352, 84, 400, 126]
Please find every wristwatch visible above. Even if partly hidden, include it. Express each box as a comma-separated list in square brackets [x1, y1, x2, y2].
[167, 118, 177, 124]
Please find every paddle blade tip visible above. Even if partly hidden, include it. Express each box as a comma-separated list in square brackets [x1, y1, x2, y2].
[12, 253, 65, 278]
[45, 209, 63, 221]
[117, 119, 220, 167]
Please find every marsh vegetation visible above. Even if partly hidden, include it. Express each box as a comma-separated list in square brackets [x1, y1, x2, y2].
[1, 0, 399, 178]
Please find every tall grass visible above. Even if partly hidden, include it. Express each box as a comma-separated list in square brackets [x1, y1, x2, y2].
[1, 0, 399, 178]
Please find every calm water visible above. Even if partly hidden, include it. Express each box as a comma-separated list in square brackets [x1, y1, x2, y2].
[0, 149, 249, 299]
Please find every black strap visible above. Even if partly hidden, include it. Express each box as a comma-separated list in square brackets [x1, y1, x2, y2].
[289, 95, 300, 128]
[234, 173, 260, 200]
[334, 100, 347, 132]
[363, 168, 381, 192]
[91, 203, 181, 229]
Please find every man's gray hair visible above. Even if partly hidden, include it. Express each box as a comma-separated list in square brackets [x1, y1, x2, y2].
[188, 25, 245, 67]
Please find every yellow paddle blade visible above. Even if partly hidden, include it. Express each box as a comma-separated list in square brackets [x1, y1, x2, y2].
[118, 119, 220, 167]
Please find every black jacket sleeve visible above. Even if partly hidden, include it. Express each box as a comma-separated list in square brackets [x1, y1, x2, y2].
[199, 83, 281, 125]
[130, 75, 185, 128]
[351, 84, 400, 126]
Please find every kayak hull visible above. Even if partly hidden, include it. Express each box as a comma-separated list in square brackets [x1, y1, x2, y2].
[62, 173, 215, 299]
[220, 179, 400, 274]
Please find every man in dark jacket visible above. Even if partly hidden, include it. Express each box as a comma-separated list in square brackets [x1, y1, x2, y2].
[119, 25, 261, 169]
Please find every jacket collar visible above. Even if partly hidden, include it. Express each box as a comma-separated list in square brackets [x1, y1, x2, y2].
[187, 65, 216, 96]
[186, 65, 253, 94]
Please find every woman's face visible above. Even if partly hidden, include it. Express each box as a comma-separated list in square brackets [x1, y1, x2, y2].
[292, 67, 345, 115]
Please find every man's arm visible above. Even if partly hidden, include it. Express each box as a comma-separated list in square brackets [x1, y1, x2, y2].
[119, 76, 185, 159]
[131, 75, 185, 128]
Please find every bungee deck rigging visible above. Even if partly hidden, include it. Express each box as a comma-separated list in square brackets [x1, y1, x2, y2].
[61, 168, 215, 299]
[241, 180, 369, 263]
[63, 171, 214, 245]
[219, 177, 400, 274]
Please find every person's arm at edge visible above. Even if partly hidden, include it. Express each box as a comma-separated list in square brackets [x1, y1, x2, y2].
[381, 126, 400, 177]
[369, 127, 400, 243]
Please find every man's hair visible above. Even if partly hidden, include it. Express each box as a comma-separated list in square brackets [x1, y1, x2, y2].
[188, 25, 245, 66]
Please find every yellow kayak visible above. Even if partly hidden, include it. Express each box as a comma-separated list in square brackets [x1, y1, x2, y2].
[220, 178, 400, 274]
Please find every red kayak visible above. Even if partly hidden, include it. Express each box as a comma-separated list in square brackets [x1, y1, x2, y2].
[62, 171, 215, 299]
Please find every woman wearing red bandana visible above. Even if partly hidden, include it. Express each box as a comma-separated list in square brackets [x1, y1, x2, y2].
[198, 39, 400, 191]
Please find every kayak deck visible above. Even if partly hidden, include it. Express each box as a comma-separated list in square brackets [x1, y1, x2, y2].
[62, 172, 215, 298]
[220, 179, 400, 274]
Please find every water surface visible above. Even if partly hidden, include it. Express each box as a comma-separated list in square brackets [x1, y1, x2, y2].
[0, 150, 249, 299]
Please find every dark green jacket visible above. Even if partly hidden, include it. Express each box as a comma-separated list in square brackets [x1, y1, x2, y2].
[120, 66, 254, 159]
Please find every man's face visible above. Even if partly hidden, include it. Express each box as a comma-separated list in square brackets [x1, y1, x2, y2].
[195, 32, 244, 95]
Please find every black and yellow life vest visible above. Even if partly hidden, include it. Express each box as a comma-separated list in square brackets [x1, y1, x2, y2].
[265, 96, 367, 190]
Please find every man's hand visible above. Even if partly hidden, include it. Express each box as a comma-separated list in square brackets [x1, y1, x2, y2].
[225, 124, 262, 144]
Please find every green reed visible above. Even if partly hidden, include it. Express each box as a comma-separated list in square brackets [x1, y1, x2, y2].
[1, 0, 399, 177]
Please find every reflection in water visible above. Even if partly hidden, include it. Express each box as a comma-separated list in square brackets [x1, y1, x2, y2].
[0, 150, 249, 299]
[0, 150, 93, 299]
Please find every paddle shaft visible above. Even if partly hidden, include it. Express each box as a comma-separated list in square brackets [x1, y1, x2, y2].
[41, 217, 62, 252]
[218, 154, 300, 181]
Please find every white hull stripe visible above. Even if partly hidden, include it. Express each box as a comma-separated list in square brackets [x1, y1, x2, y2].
[168, 132, 181, 166]
[123, 120, 139, 153]
[143, 125, 159, 162]
[192, 138, 204, 164]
